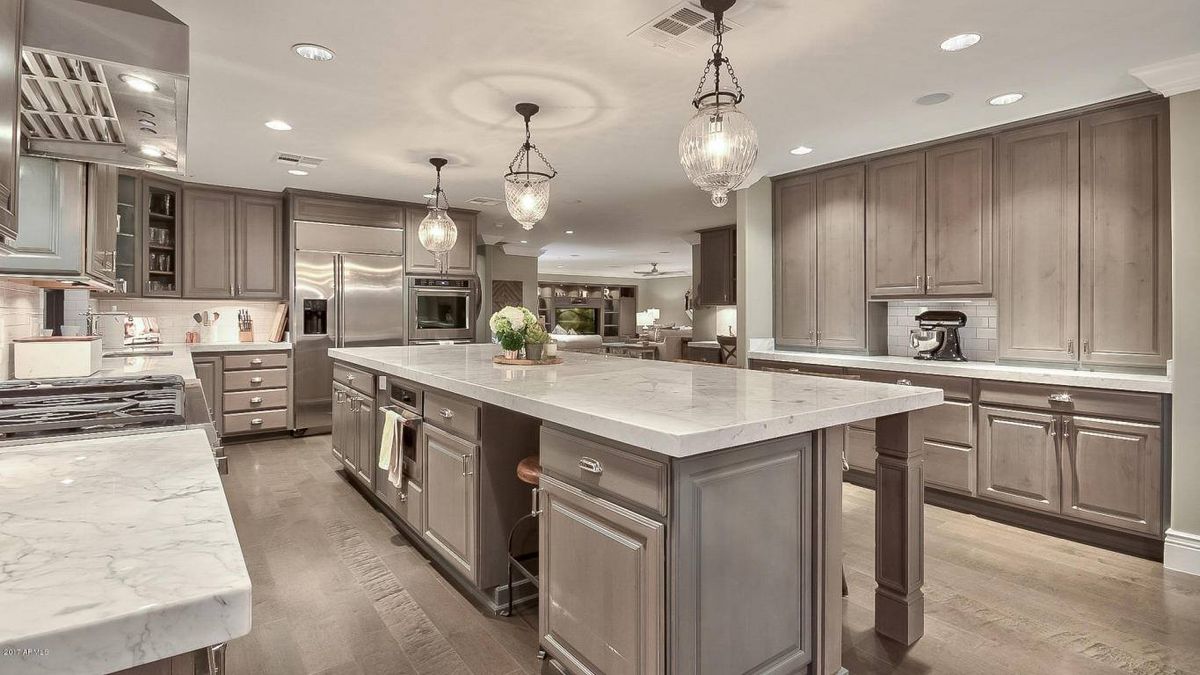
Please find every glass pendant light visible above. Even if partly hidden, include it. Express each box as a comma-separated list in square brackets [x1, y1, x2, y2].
[679, 0, 758, 208]
[418, 157, 458, 272]
[504, 103, 557, 230]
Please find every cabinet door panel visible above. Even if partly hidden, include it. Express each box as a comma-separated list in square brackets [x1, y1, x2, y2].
[774, 174, 818, 347]
[1080, 101, 1170, 368]
[924, 440, 974, 496]
[977, 406, 1060, 513]
[445, 210, 476, 274]
[422, 425, 477, 581]
[85, 163, 118, 282]
[926, 138, 992, 295]
[0, 0, 21, 239]
[995, 120, 1080, 364]
[331, 384, 349, 464]
[539, 474, 664, 675]
[236, 195, 283, 298]
[816, 164, 866, 350]
[1062, 416, 1161, 535]
[867, 151, 925, 297]
[182, 189, 235, 298]
[354, 402, 375, 489]
[699, 226, 736, 306]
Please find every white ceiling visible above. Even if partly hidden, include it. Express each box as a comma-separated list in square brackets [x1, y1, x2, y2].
[157, 0, 1200, 278]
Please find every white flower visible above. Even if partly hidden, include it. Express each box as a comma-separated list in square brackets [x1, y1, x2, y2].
[489, 306, 528, 334]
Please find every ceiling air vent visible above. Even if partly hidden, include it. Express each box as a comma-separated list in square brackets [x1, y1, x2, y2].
[629, 1, 743, 56]
[274, 152, 325, 169]
[466, 196, 503, 206]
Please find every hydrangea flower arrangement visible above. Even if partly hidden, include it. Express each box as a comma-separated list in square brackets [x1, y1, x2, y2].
[489, 306, 539, 353]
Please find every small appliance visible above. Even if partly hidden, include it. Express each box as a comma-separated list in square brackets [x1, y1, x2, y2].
[910, 310, 968, 362]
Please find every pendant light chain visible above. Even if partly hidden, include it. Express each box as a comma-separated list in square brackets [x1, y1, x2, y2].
[689, 11, 745, 107]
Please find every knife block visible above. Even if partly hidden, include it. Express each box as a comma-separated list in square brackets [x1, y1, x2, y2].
[238, 329, 254, 343]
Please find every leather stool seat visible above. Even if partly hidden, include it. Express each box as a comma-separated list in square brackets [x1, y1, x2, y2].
[517, 456, 541, 485]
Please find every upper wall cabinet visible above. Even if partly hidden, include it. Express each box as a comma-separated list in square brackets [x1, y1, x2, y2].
[235, 195, 284, 298]
[1079, 101, 1171, 368]
[774, 173, 817, 346]
[995, 119, 1080, 365]
[866, 138, 993, 298]
[404, 207, 477, 276]
[697, 225, 736, 306]
[0, 0, 22, 241]
[182, 189, 236, 298]
[292, 195, 402, 228]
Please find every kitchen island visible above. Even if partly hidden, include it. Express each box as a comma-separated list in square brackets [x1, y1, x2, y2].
[330, 344, 942, 674]
[0, 428, 250, 674]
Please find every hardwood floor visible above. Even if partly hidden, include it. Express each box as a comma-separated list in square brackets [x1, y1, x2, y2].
[220, 435, 1200, 674]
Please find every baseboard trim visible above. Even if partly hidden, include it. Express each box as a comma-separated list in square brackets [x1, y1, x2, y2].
[1164, 528, 1200, 576]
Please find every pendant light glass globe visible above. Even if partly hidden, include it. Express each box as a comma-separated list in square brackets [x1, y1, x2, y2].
[504, 175, 551, 231]
[679, 96, 758, 207]
[418, 207, 457, 254]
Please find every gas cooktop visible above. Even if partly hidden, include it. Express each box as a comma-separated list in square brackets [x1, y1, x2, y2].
[0, 375, 186, 440]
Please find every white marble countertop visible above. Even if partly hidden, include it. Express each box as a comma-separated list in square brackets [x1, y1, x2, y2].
[330, 344, 942, 457]
[189, 341, 291, 353]
[748, 349, 1173, 394]
[89, 342, 291, 384]
[0, 428, 251, 674]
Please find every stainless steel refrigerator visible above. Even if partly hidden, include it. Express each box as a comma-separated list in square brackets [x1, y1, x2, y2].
[291, 221, 406, 432]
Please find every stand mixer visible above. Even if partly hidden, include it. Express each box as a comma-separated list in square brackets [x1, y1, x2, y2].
[910, 310, 968, 361]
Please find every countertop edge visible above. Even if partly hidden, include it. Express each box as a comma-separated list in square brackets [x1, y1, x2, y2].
[748, 350, 1173, 394]
[330, 349, 944, 457]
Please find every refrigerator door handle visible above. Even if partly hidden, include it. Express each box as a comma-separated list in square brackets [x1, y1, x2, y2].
[334, 255, 343, 348]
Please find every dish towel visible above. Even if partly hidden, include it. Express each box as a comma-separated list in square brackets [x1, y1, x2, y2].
[378, 408, 400, 472]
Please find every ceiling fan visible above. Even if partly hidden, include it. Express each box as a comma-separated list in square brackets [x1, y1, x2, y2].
[634, 262, 684, 277]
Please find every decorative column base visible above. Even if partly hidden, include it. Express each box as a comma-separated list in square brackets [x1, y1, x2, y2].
[873, 412, 925, 646]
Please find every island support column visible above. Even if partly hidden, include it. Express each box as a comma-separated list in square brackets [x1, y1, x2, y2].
[873, 412, 924, 645]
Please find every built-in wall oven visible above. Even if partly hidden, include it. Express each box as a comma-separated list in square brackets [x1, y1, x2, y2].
[407, 275, 480, 342]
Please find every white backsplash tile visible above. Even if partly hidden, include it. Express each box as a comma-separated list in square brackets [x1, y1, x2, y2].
[86, 296, 285, 344]
[884, 299, 998, 362]
[0, 281, 46, 379]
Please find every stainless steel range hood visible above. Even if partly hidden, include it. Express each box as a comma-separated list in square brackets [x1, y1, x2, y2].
[18, 0, 189, 172]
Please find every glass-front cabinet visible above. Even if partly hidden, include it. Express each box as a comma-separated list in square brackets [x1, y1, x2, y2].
[114, 172, 140, 296]
[142, 178, 181, 297]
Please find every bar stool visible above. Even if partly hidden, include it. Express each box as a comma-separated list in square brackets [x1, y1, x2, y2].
[504, 455, 542, 618]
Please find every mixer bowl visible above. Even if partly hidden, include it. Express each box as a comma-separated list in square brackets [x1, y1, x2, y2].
[910, 328, 944, 353]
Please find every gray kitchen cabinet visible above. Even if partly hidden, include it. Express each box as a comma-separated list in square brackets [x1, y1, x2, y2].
[815, 164, 866, 350]
[235, 195, 284, 298]
[0, 0, 21, 241]
[698, 224, 736, 306]
[405, 207, 477, 275]
[422, 423, 478, 582]
[331, 381, 361, 473]
[774, 164, 875, 351]
[85, 163, 118, 284]
[866, 151, 925, 297]
[1061, 415, 1162, 535]
[995, 119, 1080, 364]
[114, 172, 141, 296]
[538, 473, 665, 675]
[291, 194, 402, 228]
[192, 356, 223, 430]
[141, 178, 181, 297]
[181, 189, 236, 298]
[353, 395, 376, 489]
[774, 173, 818, 347]
[925, 137, 992, 296]
[1079, 100, 1171, 369]
[977, 406, 1061, 514]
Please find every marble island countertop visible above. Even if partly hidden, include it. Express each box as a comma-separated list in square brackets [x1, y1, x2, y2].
[0, 428, 250, 675]
[748, 349, 1173, 394]
[330, 344, 942, 457]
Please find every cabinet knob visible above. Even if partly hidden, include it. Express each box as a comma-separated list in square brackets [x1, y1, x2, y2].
[896, 378, 913, 386]
[250, 418, 264, 426]
[439, 407, 454, 419]
[398, 491, 408, 503]
[347, 374, 355, 381]
[578, 456, 603, 474]
[249, 377, 263, 385]
[250, 358, 263, 365]
[249, 396, 263, 405]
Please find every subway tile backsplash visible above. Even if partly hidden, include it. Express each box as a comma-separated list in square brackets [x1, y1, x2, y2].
[0, 281, 46, 379]
[885, 299, 998, 362]
[82, 294, 284, 344]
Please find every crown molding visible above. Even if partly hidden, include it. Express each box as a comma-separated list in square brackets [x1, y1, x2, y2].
[1131, 53, 1200, 96]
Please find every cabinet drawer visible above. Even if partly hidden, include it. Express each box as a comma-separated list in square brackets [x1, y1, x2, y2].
[333, 362, 375, 397]
[223, 388, 288, 413]
[540, 426, 668, 516]
[224, 368, 288, 391]
[848, 369, 972, 399]
[224, 352, 288, 370]
[978, 380, 1161, 422]
[924, 440, 975, 495]
[919, 400, 973, 446]
[423, 390, 480, 441]
[223, 409, 288, 434]
[750, 360, 845, 377]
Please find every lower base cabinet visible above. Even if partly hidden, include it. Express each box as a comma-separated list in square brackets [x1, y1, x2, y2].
[977, 406, 1062, 513]
[331, 381, 375, 489]
[422, 424, 479, 582]
[538, 473, 665, 675]
[1060, 415, 1162, 535]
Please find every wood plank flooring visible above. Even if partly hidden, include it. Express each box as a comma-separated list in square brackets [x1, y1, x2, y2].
[220, 435, 1200, 674]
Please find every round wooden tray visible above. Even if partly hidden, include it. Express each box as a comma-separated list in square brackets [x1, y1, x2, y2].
[493, 355, 564, 366]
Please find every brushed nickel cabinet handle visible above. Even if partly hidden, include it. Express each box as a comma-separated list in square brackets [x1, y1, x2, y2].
[461, 453, 473, 476]
[578, 456, 603, 474]
[1082, 340, 1090, 354]
[896, 378, 913, 386]
[916, 274, 923, 291]
[1049, 419, 1057, 437]
[928, 274, 935, 289]
[807, 329, 814, 344]
[250, 377, 263, 384]
[335, 390, 345, 404]
[250, 358, 263, 365]
[1049, 392, 1072, 404]
[439, 407, 454, 419]
[1067, 339, 1074, 355]
[250, 418, 264, 426]
[531, 487, 542, 517]
[347, 374, 355, 382]
[249, 396, 263, 405]
[1062, 417, 1072, 435]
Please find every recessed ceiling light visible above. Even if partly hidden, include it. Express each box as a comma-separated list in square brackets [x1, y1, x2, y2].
[139, 144, 163, 158]
[119, 74, 158, 92]
[288, 169, 309, 176]
[265, 120, 292, 131]
[565, 230, 574, 235]
[292, 43, 335, 62]
[915, 92, 952, 106]
[989, 92, 1024, 106]
[789, 145, 814, 156]
[940, 33, 981, 52]
[556, 265, 564, 268]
